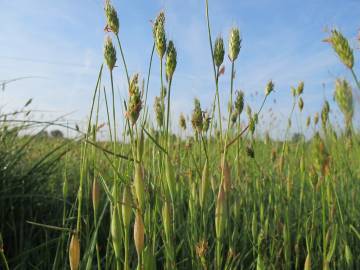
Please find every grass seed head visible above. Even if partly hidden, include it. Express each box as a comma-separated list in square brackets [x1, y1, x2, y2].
[298, 97, 304, 111]
[127, 74, 142, 125]
[166, 40, 177, 81]
[228, 27, 241, 62]
[297, 81, 304, 96]
[104, 36, 117, 71]
[105, 1, 119, 34]
[334, 78, 353, 124]
[265, 80, 274, 96]
[154, 96, 164, 127]
[325, 29, 354, 69]
[179, 113, 186, 130]
[154, 14, 166, 59]
[214, 36, 225, 67]
[191, 98, 203, 133]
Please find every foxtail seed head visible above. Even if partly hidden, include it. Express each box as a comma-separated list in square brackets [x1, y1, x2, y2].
[166, 40, 177, 81]
[179, 113, 186, 130]
[265, 80, 274, 96]
[298, 97, 304, 111]
[127, 74, 142, 125]
[325, 29, 354, 69]
[69, 233, 80, 270]
[105, 1, 119, 34]
[191, 98, 203, 132]
[134, 210, 145, 256]
[154, 14, 166, 59]
[104, 36, 117, 71]
[334, 78, 353, 123]
[228, 27, 241, 62]
[297, 81, 304, 95]
[154, 96, 164, 127]
[214, 36, 225, 67]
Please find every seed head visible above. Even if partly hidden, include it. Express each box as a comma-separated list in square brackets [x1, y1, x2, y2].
[325, 29, 354, 69]
[314, 112, 319, 125]
[69, 233, 80, 270]
[104, 36, 117, 71]
[334, 78, 353, 124]
[127, 74, 142, 125]
[228, 27, 241, 62]
[298, 97, 304, 111]
[297, 81, 304, 95]
[234, 90, 244, 114]
[191, 98, 203, 132]
[154, 14, 166, 59]
[179, 113, 186, 130]
[321, 101, 330, 128]
[105, 1, 119, 34]
[202, 111, 211, 133]
[154, 96, 164, 127]
[214, 36, 225, 67]
[306, 116, 311, 128]
[166, 40, 177, 81]
[265, 80, 274, 96]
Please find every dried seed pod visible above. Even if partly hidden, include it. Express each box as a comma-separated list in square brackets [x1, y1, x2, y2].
[69, 233, 80, 270]
[134, 210, 145, 256]
[104, 36, 117, 71]
[214, 36, 225, 68]
[228, 27, 241, 62]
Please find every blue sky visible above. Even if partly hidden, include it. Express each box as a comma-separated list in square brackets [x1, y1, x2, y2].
[0, 0, 359, 137]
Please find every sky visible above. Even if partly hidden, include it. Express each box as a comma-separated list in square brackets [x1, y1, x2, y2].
[0, 0, 359, 138]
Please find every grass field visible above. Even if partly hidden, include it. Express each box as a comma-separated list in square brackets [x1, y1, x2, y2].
[1, 0, 360, 269]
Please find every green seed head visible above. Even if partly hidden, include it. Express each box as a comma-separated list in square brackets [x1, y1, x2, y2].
[297, 81, 304, 95]
[191, 98, 203, 133]
[127, 74, 142, 125]
[166, 40, 177, 81]
[202, 111, 211, 133]
[334, 78, 353, 124]
[314, 112, 319, 125]
[321, 101, 330, 127]
[298, 97, 304, 111]
[154, 96, 164, 127]
[154, 14, 166, 59]
[228, 27, 241, 62]
[105, 1, 119, 34]
[104, 36, 117, 71]
[214, 36, 225, 67]
[234, 90, 244, 115]
[326, 29, 354, 69]
[179, 113, 186, 130]
[265, 80, 274, 96]
[306, 116, 311, 128]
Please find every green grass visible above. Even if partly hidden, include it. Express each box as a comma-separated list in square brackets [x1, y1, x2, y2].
[1, 0, 360, 269]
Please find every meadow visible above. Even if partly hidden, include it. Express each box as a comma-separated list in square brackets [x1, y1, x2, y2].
[1, 0, 360, 269]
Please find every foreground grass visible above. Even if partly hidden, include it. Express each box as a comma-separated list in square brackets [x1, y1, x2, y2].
[1, 0, 360, 269]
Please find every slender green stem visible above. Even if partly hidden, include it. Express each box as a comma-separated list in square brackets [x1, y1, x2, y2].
[350, 68, 360, 90]
[115, 34, 130, 87]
